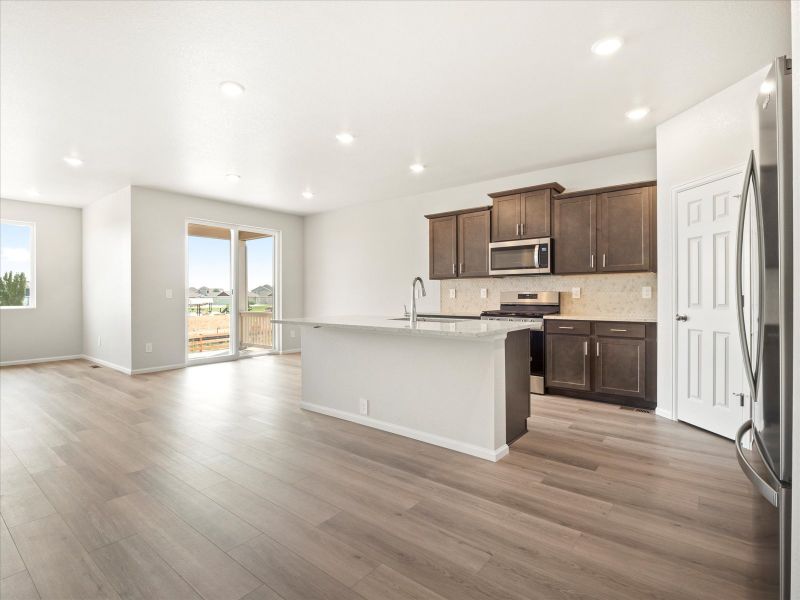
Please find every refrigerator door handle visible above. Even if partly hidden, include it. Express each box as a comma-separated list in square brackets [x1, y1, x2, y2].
[734, 150, 766, 399]
[735, 420, 779, 507]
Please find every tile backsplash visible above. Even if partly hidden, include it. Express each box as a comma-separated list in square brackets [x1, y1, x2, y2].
[440, 272, 657, 319]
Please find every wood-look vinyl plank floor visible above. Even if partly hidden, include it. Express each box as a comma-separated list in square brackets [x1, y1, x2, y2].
[0, 356, 778, 600]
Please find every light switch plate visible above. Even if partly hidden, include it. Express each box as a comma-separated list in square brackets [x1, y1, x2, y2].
[572, 287, 581, 299]
[642, 286, 652, 299]
[165, 288, 173, 299]
[358, 398, 369, 416]
[449, 289, 456, 299]
[480, 288, 487, 299]
[145, 342, 153, 353]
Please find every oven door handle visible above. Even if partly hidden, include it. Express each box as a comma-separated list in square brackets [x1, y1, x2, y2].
[735, 419, 779, 507]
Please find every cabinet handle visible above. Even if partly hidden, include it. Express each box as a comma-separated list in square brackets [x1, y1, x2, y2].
[590, 254, 594, 269]
[602, 254, 606, 267]
[609, 328, 627, 332]
[521, 223, 525, 236]
[596, 342, 600, 356]
[516, 223, 520, 236]
[459, 262, 463, 273]
[558, 326, 574, 330]
[583, 341, 588, 356]
[452, 263, 456, 275]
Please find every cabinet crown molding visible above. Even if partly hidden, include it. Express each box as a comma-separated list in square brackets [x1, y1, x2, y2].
[488, 182, 565, 198]
[553, 180, 656, 200]
[424, 205, 491, 219]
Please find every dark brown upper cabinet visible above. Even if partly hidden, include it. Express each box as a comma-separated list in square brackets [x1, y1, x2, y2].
[552, 194, 597, 274]
[489, 182, 564, 242]
[426, 207, 490, 280]
[597, 186, 653, 272]
[553, 181, 656, 274]
[428, 214, 457, 279]
[457, 210, 490, 277]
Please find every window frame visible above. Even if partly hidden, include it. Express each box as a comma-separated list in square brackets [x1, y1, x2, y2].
[0, 219, 36, 310]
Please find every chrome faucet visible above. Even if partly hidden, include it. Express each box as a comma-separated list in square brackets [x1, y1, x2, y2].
[410, 276, 426, 323]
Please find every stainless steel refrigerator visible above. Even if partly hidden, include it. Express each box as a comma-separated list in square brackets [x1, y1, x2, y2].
[735, 55, 792, 599]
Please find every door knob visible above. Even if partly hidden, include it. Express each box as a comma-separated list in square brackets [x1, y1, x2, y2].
[675, 314, 688, 322]
[732, 392, 745, 407]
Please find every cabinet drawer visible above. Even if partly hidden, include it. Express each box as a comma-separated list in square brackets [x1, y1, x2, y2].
[545, 320, 591, 335]
[594, 322, 645, 338]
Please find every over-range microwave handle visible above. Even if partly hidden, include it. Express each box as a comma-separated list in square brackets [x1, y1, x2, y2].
[735, 420, 779, 507]
[533, 244, 540, 269]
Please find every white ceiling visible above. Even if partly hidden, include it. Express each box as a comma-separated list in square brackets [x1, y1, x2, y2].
[0, 0, 790, 214]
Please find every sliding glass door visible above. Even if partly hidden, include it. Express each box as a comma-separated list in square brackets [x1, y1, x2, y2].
[186, 223, 234, 360]
[238, 229, 275, 355]
[185, 221, 279, 364]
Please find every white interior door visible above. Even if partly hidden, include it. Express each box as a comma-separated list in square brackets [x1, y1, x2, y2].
[675, 172, 748, 439]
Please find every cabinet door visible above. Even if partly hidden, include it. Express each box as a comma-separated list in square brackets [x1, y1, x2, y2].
[545, 333, 591, 391]
[597, 186, 652, 272]
[491, 194, 521, 242]
[553, 195, 596, 274]
[429, 215, 457, 280]
[457, 210, 490, 277]
[594, 337, 646, 397]
[520, 189, 551, 238]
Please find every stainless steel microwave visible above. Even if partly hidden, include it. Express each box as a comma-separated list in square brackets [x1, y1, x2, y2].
[489, 237, 551, 276]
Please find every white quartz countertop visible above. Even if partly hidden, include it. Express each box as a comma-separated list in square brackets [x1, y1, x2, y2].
[544, 314, 657, 323]
[273, 315, 531, 339]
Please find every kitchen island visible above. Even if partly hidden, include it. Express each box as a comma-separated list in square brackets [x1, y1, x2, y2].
[273, 316, 531, 461]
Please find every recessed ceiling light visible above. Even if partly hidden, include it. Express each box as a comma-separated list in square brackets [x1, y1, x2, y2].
[63, 155, 83, 167]
[625, 107, 650, 121]
[301, 190, 314, 200]
[336, 132, 355, 145]
[27, 188, 40, 198]
[219, 81, 245, 97]
[225, 173, 241, 182]
[591, 37, 623, 56]
[409, 163, 425, 174]
[760, 81, 775, 95]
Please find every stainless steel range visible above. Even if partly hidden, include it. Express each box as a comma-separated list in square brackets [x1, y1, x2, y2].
[481, 291, 560, 394]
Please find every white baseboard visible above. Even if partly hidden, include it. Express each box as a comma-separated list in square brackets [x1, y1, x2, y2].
[300, 401, 508, 462]
[80, 355, 132, 375]
[131, 363, 185, 375]
[0, 354, 82, 367]
[279, 349, 301, 355]
[655, 407, 675, 421]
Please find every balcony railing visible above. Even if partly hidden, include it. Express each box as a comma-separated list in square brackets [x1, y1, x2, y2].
[239, 310, 273, 349]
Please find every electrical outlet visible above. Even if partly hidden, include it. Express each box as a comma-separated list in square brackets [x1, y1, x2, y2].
[165, 288, 173, 299]
[145, 342, 153, 353]
[449, 289, 456, 299]
[358, 398, 369, 416]
[572, 287, 581, 299]
[97, 335, 102, 348]
[290, 329, 296, 338]
[642, 286, 652, 299]
[480, 288, 487, 299]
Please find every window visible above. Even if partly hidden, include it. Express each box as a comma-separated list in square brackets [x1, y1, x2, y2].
[0, 220, 35, 308]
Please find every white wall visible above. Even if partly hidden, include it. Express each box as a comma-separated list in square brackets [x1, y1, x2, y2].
[0, 198, 83, 364]
[82, 186, 132, 371]
[655, 68, 768, 418]
[130, 186, 304, 371]
[304, 148, 656, 318]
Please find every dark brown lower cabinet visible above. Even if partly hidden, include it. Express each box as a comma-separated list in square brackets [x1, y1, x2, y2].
[594, 337, 646, 398]
[545, 320, 656, 408]
[545, 333, 591, 391]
